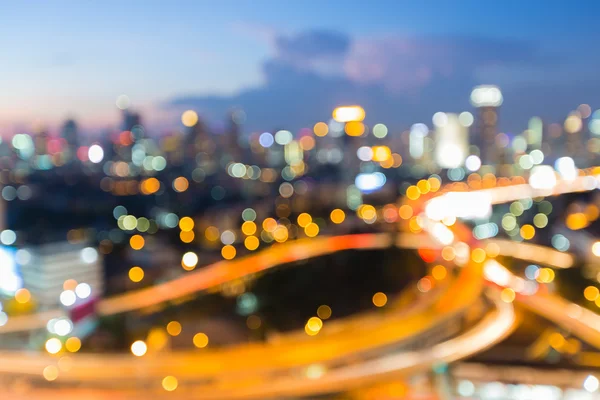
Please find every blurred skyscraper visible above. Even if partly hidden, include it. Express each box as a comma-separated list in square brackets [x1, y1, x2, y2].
[62, 119, 78, 161]
[433, 113, 469, 169]
[224, 110, 243, 162]
[122, 110, 141, 132]
[470, 85, 503, 166]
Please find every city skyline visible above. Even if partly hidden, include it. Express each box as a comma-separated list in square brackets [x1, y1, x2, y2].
[2, 1, 600, 137]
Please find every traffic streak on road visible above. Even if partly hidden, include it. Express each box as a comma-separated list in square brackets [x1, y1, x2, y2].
[3, 167, 600, 399]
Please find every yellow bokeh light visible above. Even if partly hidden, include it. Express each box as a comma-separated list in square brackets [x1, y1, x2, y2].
[166, 321, 182, 336]
[471, 248, 487, 263]
[317, 305, 332, 320]
[428, 176, 441, 192]
[305, 317, 323, 336]
[500, 288, 516, 303]
[221, 245, 236, 260]
[45, 338, 62, 355]
[162, 375, 178, 392]
[520, 224, 535, 240]
[584, 286, 599, 301]
[380, 157, 394, 168]
[147, 328, 169, 351]
[262, 218, 277, 232]
[345, 121, 365, 136]
[431, 265, 447, 280]
[564, 114, 582, 133]
[372, 146, 391, 162]
[273, 225, 289, 243]
[372, 292, 387, 307]
[193, 332, 209, 348]
[43, 365, 59, 381]
[566, 213, 589, 230]
[398, 205, 413, 220]
[406, 186, 420, 200]
[129, 266, 144, 282]
[358, 204, 376, 220]
[179, 230, 195, 243]
[181, 110, 198, 127]
[65, 337, 81, 353]
[441, 246, 456, 261]
[179, 216, 194, 232]
[140, 177, 160, 195]
[130, 234, 145, 250]
[297, 213, 312, 228]
[131, 340, 147, 356]
[408, 216, 422, 233]
[313, 122, 329, 137]
[332, 105, 365, 122]
[416, 179, 431, 194]
[330, 209, 345, 224]
[242, 221, 257, 235]
[15, 288, 31, 304]
[536, 268, 555, 283]
[173, 177, 189, 193]
[244, 236, 259, 251]
[304, 222, 319, 237]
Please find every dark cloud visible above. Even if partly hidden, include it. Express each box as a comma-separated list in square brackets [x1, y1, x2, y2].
[168, 30, 589, 134]
[275, 30, 350, 59]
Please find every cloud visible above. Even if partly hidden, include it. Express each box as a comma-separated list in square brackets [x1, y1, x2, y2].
[268, 30, 350, 78]
[167, 29, 587, 134]
[344, 36, 546, 92]
[260, 31, 547, 92]
[276, 30, 350, 59]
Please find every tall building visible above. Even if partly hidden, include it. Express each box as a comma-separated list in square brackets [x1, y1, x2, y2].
[433, 113, 469, 169]
[186, 116, 215, 161]
[409, 123, 429, 162]
[19, 242, 103, 310]
[470, 85, 503, 166]
[225, 110, 243, 162]
[62, 119, 78, 161]
[122, 110, 141, 132]
[33, 127, 50, 156]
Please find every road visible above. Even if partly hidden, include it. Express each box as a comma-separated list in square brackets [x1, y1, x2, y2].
[3, 168, 600, 399]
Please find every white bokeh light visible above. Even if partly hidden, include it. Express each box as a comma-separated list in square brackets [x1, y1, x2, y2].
[88, 144, 104, 164]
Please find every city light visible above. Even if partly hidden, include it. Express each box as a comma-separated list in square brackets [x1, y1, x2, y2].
[3, 11, 600, 399]
[45, 338, 62, 354]
[470, 85, 503, 107]
[332, 106, 365, 122]
[131, 340, 148, 357]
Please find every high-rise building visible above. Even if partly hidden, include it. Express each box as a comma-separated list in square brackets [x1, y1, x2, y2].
[61, 119, 78, 161]
[225, 110, 243, 161]
[19, 242, 103, 310]
[433, 113, 469, 169]
[470, 85, 503, 166]
[409, 123, 429, 162]
[122, 110, 141, 132]
[33, 127, 49, 156]
[186, 116, 215, 158]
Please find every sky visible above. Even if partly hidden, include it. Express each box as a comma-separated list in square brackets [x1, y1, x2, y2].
[1, 1, 600, 137]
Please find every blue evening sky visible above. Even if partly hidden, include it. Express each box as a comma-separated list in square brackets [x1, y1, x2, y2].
[1, 1, 599, 134]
